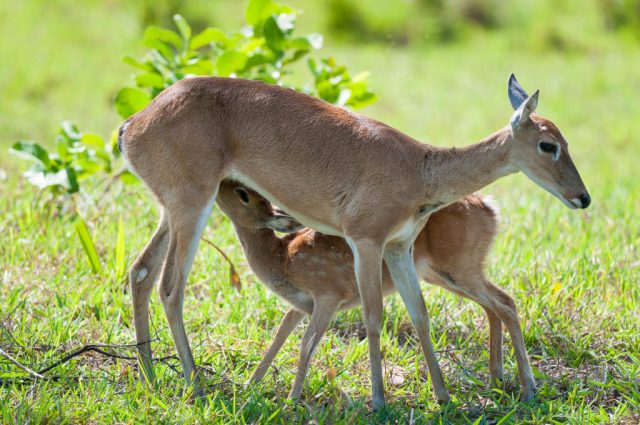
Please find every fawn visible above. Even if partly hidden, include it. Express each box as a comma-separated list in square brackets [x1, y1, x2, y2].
[216, 180, 529, 401]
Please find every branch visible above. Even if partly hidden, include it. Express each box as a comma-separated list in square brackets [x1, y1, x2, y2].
[37, 343, 176, 375]
[0, 347, 45, 379]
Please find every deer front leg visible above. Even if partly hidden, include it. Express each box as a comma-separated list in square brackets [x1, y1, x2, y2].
[384, 246, 450, 403]
[346, 237, 386, 410]
[289, 296, 338, 400]
[250, 308, 305, 385]
[130, 210, 169, 385]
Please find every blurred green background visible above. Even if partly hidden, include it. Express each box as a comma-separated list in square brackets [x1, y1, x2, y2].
[1, 1, 639, 423]
[2, 0, 639, 154]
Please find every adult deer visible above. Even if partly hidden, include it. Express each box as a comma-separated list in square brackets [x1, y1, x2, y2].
[214, 180, 531, 401]
[120, 74, 589, 408]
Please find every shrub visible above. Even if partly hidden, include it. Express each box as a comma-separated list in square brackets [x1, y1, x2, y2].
[11, 0, 377, 197]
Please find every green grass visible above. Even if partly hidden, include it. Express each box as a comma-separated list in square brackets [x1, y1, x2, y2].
[1, 1, 639, 423]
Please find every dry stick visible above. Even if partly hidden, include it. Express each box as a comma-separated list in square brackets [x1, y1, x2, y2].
[201, 237, 243, 292]
[37, 344, 177, 375]
[0, 348, 45, 379]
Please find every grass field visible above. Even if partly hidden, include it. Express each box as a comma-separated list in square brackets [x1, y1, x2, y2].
[1, 1, 639, 423]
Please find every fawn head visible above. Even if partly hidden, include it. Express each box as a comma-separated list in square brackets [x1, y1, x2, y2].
[217, 180, 305, 233]
[507, 74, 590, 209]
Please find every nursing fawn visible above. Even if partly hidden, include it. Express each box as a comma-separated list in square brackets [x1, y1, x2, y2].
[216, 180, 531, 401]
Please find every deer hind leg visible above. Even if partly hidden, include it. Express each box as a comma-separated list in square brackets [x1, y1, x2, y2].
[434, 269, 535, 401]
[384, 247, 450, 403]
[345, 237, 386, 410]
[130, 210, 170, 385]
[483, 282, 535, 401]
[482, 307, 504, 385]
[425, 268, 505, 386]
[250, 308, 305, 385]
[289, 297, 339, 400]
[157, 189, 218, 400]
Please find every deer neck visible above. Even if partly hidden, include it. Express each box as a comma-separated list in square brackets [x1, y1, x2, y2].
[423, 128, 515, 205]
[231, 225, 287, 280]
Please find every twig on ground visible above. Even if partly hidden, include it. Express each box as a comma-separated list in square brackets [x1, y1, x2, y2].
[37, 343, 176, 375]
[0, 347, 44, 379]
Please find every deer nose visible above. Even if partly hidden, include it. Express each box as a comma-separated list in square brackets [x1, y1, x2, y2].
[579, 193, 591, 209]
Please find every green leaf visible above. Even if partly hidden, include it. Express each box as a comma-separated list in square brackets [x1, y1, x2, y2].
[190, 28, 228, 49]
[10, 142, 51, 168]
[122, 55, 152, 71]
[246, 0, 273, 26]
[76, 157, 102, 174]
[114, 87, 150, 119]
[246, 0, 293, 27]
[75, 217, 102, 274]
[65, 167, 79, 193]
[142, 39, 175, 63]
[496, 409, 516, 425]
[182, 59, 214, 75]
[245, 53, 270, 70]
[290, 33, 323, 51]
[81, 133, 106, 150]
[263, 16, 284, 50]
[216, 51, 248, 76]
[115, 216, 126, 280]
[348, 92, 378, 109]
[134, 72, 166, 89]
[471, 417, 484, 425]
[56, 135, 70, 162]
[283, 49, 309, 65]
[143, 25, 182, 49]
[173, 14, 191, 41]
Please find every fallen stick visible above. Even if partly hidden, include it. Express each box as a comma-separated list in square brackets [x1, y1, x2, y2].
[0, 347, 44, 379]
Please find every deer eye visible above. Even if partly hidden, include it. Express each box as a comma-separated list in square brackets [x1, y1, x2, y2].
[538, 141, 557, 154]
[234, 187, 250, 204]
[538, 142, 558, 160]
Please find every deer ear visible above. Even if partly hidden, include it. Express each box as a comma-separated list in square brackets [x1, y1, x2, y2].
[264, 210, 305, 233]
[508, 73, 529, 110]
[510, 90, 539, 130]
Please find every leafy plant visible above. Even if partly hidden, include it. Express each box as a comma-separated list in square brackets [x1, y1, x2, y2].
[12, 0, 377, 197]
[8, 0, 378, 275]
[10, 121, 113, 195]
[116, 0, 376, 119]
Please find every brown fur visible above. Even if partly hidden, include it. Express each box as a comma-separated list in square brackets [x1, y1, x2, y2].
[215, 181, 532, 400]
[122, 76, 589, 406]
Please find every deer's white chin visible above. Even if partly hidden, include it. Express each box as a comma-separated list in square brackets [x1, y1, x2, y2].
[522, 168, 578, 210]
[562, 196, 580, 209]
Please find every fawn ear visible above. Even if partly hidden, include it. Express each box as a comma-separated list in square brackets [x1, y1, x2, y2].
[510, 89, 539, 130]
[264, 209, 305, 233]
[508, 73, 529, 110]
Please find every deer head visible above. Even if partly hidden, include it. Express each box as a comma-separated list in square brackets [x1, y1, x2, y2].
[217, 181, 306, 233]
[507, 74, 590, 209]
